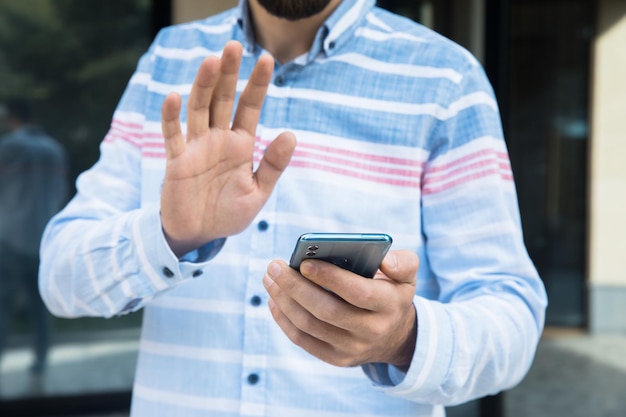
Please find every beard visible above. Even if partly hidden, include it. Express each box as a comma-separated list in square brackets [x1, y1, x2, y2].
[256, 0, 334, 20]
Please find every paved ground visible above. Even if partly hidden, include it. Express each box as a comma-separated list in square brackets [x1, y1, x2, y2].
[2, 328, 626, 416]
[505, 329, 626, 417]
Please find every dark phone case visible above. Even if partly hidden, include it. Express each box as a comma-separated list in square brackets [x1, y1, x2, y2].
[289, 233, 393, 278]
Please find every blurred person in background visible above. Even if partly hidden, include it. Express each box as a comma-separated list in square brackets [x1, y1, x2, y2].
[0, 98, 68, 384]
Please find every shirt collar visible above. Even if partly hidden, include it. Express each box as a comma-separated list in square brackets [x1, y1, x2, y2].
[237, 0, 375, 61]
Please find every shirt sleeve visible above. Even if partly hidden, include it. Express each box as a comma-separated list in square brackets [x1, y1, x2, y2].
[38, 28, 225, 319]
[363, 59, 547, 405]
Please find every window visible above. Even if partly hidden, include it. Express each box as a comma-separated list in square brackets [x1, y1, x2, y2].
[0, 0, 165, 412]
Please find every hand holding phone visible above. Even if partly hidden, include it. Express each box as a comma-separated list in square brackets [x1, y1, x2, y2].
[289, 233, 393, 278]
[273, 233, 417, 369]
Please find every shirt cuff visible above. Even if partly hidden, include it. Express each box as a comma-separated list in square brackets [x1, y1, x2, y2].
[135, 205, 225, 290]
[363, 296, 454, 400]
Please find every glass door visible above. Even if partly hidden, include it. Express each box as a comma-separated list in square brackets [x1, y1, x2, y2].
[0, 0, 160, 413]
[503, 0, 592, 327]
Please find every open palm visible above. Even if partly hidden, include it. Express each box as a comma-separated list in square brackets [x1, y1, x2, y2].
[160, 41, 296, 256]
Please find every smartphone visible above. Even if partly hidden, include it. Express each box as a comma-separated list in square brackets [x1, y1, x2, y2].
[289, 233, 393, 278]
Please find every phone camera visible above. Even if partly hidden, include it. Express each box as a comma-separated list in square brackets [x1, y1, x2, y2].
[306, 245, 318, 257]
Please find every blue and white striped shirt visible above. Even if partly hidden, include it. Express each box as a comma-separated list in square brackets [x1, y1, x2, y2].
[39, 0, 547, 415]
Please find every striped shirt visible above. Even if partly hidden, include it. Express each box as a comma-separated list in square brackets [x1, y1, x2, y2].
[39, 0, 547, 416]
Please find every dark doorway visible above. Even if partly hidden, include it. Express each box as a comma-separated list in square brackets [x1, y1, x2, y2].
[498, 0, 593, 327]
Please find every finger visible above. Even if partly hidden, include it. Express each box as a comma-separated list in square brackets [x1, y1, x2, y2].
[264, 270, 357, 364]
[300, 259, 383, 312]
[161, 93, 185, 159]
[186, 55, 221, 139]
[255, 131, 296, 194]
[209, 41, 243, 129]
[267, 298, 352, 367]
[265, 261, 363, 332]
[378, 250, 419, 285]
[264, 261, 330, 312]
[231, 54, 274, 135]
[301, 251, 418, 312]
[266, 284, 341, 345]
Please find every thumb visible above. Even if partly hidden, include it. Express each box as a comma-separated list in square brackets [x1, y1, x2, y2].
[255, 131, 296, 194]
[379, 250, 419, 285]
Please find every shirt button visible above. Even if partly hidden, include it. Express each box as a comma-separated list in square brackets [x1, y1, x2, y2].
[122, 298, 142, 312]
[257, 220, 269, 231]
[192, 269, 203, 278]
[275, 75, 285, 86]
[162, 267, 174, 278]
[247, 373, 259, 385]
[250, 295, 262, 306]
[328, 40, 336, 49]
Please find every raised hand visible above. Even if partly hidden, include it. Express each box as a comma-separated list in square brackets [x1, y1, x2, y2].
[160, 41, 296, 257]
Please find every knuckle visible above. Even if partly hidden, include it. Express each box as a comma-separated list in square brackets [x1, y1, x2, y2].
[292, 311, 315, 332]
[355, 285, 382, 309]
[288, 330, 306, 346]
[369, 321, 388, 340]
[326, 352, 354, 368]
[316, 302, 342, 323]
[283, 275, 299, 293]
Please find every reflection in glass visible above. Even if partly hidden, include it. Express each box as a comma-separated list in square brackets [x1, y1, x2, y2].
[0, 0, 152, 402]
[0, 98, 68, 395]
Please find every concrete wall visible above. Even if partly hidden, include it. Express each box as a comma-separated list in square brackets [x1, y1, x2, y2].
[173, 0, 238, 24]
[588, 0, 626, 332]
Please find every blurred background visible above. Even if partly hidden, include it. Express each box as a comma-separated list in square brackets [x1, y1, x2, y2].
[0, 0, 624, 416]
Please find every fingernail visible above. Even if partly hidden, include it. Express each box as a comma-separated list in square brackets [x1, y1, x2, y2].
[263, 262, 280, 289]
[267, 261, 281, 279]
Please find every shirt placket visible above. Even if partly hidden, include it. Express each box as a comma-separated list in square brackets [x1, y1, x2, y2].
[239, 190, 278, 417]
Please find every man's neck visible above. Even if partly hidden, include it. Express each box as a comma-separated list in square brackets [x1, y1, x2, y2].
[248, 0, 343, 64]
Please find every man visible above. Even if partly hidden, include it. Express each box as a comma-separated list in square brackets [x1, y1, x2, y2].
[0, 98, 67, 380]
[39, 0, 548, 416]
